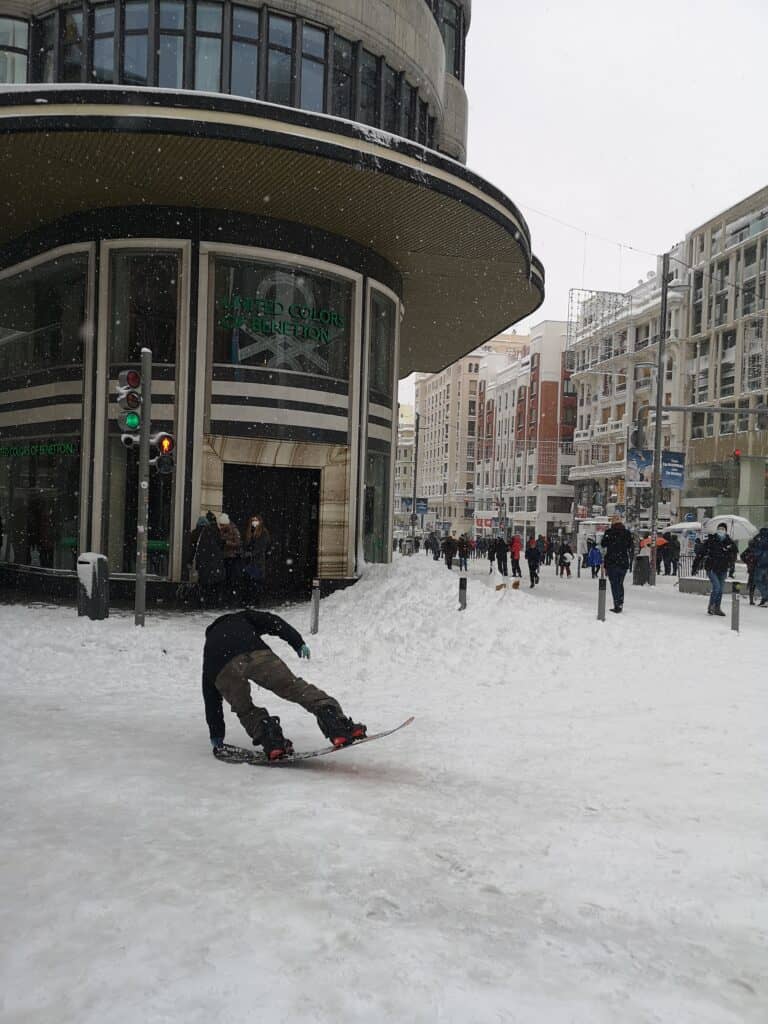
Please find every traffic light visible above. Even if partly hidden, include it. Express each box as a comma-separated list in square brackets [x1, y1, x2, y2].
[150, 432, 175, 475]
[630, 425, 645, 449]
[732, 448, 741, 466]
[117, 369, 142, 447]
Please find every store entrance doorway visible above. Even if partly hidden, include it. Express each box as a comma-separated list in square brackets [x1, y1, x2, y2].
[222, 464, 320, 601]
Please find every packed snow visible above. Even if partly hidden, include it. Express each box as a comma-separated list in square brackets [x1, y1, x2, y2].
[1, 555, 766, 1024]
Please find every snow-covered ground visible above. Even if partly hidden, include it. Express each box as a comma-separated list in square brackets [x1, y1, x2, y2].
[1, 556, 766, 1024]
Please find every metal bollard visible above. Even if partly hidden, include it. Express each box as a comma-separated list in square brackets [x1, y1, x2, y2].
[597, 577, 607, 621]
[310, 578, 320, 635]
[577, 555, 581, 578]
[458, 576, 467, 611]
[731, 582, 740, 634]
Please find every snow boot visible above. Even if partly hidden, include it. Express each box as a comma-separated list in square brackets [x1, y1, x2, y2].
[315, 704, 367, 748]
[254, 715, 294, 761]
[711, 606, 726, 617]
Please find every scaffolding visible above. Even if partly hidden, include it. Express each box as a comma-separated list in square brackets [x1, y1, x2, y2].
[566, 288, 633, 370]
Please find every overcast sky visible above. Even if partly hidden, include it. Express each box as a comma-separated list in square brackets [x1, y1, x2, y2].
[399, 0, 768, 404]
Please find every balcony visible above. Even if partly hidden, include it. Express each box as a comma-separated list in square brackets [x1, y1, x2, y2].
[573, 428, 592, 442]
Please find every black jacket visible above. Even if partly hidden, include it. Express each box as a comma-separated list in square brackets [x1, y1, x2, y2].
[700, 533, 738, 575]
[192, 524, 225, 585]
[524, 544, 541, 567]
[202, 611, 305, 740]
[601, 524, 633, 571]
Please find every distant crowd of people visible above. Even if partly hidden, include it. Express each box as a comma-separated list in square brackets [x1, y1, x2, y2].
[417, 518, 768, 616]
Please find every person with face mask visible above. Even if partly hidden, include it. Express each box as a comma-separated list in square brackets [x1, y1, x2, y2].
[242, 514, 271, 604]
[700, 523, 739, 616]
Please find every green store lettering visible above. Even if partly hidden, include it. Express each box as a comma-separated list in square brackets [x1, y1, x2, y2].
[218, 294, 345, 345]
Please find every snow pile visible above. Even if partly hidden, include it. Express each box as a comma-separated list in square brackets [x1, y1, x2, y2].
[1, 557, 766, 1023]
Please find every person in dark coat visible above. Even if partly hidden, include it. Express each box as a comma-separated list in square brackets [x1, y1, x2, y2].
[457, 534, 470, 571]
[495, 536, 509, 576]
[242, 514, 271, 603]
[191, 514, 225, 608]
[745, 527, 768, 607]
[202, 610, 366, 759]
[601, 516, 633, 613]
[442, 534, 458, 569]
[524, 536, 541, 588]
[699, 523, 739, 616]
[509, 533, 523, 577]
[668, 533, 681, 575]
[741, 540, 758, 606]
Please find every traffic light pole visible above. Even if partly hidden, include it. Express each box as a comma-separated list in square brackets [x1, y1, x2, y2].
[135, 347, 152, 627]
[411, 411, 420, 543]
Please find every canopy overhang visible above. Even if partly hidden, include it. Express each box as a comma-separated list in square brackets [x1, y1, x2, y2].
[0, 87, 544, 376]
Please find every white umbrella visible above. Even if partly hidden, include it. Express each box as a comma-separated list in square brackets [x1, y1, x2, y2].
[667, 521, 703, 532]
[703, 515, 758, 541]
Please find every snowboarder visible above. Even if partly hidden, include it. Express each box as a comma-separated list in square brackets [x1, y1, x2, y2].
[203, 609, 367, 760]
[601, 516, 633, 613]
[700, 524, 738, 616]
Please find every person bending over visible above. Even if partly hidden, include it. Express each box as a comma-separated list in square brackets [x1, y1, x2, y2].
[202, 609, 366, 760]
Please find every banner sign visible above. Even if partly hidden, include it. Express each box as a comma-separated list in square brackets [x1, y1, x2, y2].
[401, 497, 413, 511]
[626, 449, 653, 488]
[415, 498, 429, 515]
[661, 451, 685, 490]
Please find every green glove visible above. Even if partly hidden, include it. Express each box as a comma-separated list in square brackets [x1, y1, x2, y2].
[299, 644, 311, 660]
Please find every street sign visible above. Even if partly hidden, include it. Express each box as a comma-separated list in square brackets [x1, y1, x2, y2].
[415, 498, 429, 515]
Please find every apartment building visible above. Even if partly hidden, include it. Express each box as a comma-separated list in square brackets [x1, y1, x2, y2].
[681, 187, 768, 524]
[475, 321, 576, 538]
[393, 405, 416, 536]
[567, 246, 688, 524]
[415, 333, 529, 536]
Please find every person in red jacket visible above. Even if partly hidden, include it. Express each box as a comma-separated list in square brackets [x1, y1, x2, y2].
[509, 533, 523, 577]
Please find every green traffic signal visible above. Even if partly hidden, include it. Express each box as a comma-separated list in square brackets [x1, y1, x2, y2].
[125, 411, 141, 430]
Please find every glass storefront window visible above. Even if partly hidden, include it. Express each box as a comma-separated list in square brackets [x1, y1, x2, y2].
[212, 256, 352, 381]
[368, 290, 396, 400]
[0, 439, 82, 569]
[332, 35, 353, 118]
[109, 251, 180, 364]
[0, 252, 88, 570]
[363, 451, 390, 564]
[300, 25, 325, 113]
[0, 253, 88, 380]
[105, 250, 179, 575]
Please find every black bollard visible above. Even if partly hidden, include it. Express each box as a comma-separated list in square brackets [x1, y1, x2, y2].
[310, 578, 320, 635]
[731, 581, 740, 634]
[597, 577, 607, 621]
[458, 576, 467, 611]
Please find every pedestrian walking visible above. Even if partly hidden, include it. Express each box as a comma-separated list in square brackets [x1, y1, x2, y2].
[601, 516, 633, 613]
[495, 536, 509, 576]
[747, 527, 768, 607]
[442, 534, 458, 570]
[558, 543, 573, 578]
[242, 514, 271, 605]
[217, 513, 242, 606]
[699, 522, 738, 617]
[457, 534, 470, 571]
[525, 536, 541, 588]
[509, 533, 523, 577]
[202, 610, 366, 759]
[190, 514, 225, 609]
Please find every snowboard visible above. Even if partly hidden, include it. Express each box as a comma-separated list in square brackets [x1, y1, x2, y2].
[213, 716, 414, 766]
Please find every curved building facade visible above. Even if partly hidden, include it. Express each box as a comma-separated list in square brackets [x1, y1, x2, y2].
[0, 0, 543, 600]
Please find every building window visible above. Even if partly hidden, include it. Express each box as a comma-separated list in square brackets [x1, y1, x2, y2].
[0, 17, 28, 83]
[90, 4, 115, 83]
[158, 1, 185, 89]
[229, 5, 259, 97]
[123, 1, 149, 85]
[110, 250, 180, 364]
[34, 14, 56, 81]
[383, 64, 400, 133]
[266, 13, 292, 104]
[194, 2, 222, 92]
[402, 81, 415, 139]
[438, 0, 462, 78]
[300, 24, 325, 113]
[62, 9, 85, 82]
[332, 34, 353, 118]
[359, 49, 379, 126]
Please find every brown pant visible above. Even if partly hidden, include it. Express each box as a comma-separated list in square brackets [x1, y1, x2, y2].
[214, 650, 339, 741]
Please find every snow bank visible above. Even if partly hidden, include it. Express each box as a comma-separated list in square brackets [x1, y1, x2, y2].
[1, 557, 766, 1023]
